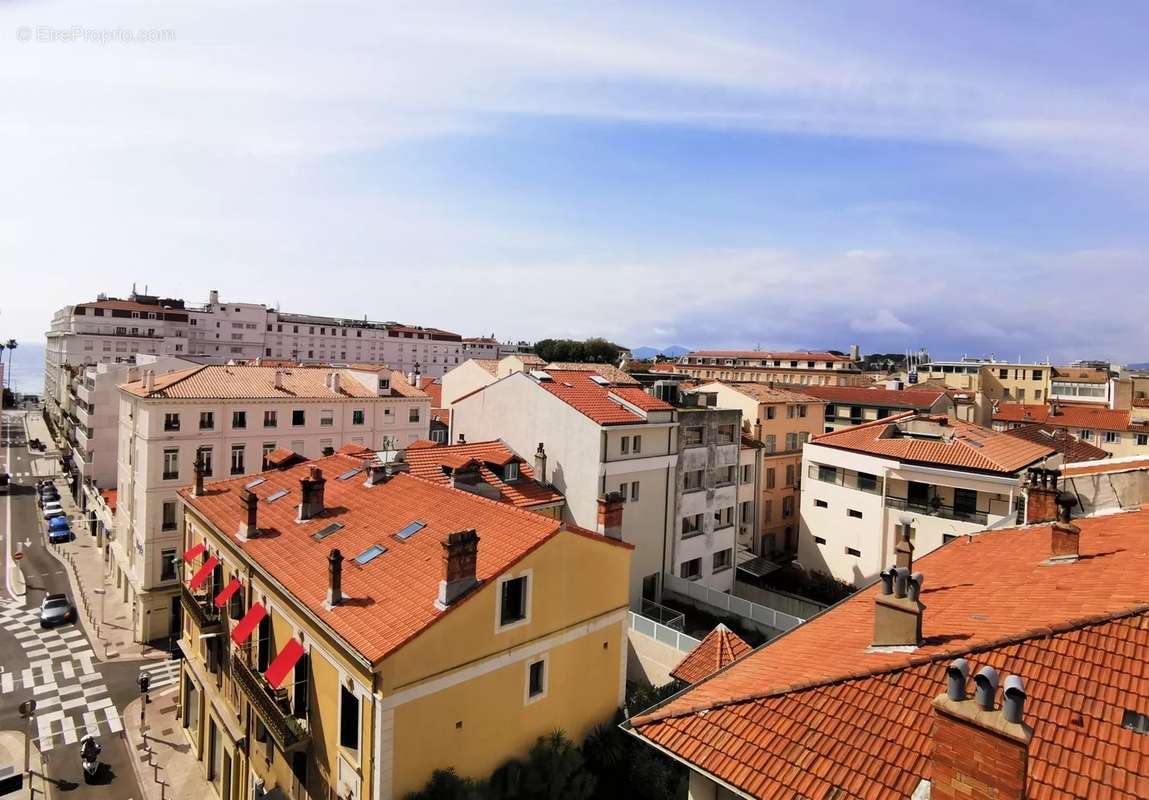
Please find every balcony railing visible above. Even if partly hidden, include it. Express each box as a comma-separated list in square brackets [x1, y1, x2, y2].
[807, 464, 884, 495]
[231, 647, 310, 753]
[885, 496, 988, 526]
[180, 584, 222, 634]
[638, 599, 686, 632]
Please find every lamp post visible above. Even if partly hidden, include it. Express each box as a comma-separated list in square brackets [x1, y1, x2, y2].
[18, 698, 36, 781]
[137, 673, 151, 750]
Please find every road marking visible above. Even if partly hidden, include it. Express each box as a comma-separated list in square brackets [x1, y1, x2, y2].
[0, 672, 10, 692]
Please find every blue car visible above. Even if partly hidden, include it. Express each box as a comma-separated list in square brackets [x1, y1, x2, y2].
[48, 516, 69, 531]
[48, 520, 72, 544]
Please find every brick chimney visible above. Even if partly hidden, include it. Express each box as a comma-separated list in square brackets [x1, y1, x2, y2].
[325, 549, 344, 608]
[894, 519, 914, 570]
[236, 488, 258, 540]
[1024, 468, 1061, 524]
[597, 492, 624, 541]
[872, 566, 924, 647]
[436, 529, 481, 609]
[1047, 493, 1080, 563]
[931, 659, 1033, 800]
[298, 466, 326, 521]
[193, 452, 205, 497]
[534, 443, 548, 485]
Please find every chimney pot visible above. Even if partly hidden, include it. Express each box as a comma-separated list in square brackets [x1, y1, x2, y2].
[1002, 675, 1026, 724]
[1024, 468, 1062, 524]
[945, 658, 969, 701]
[274, 369, 284, 389]
[907, 572, 924, 602]
[326, 549, 343, 607]
[298, 466, 327, 521]
[895, 520, 915, 570]
[328, 372, 341, 393]
[893, 566, 910, 598]
[974, 666, 999, 711]
[143, 370, 155, 394]
[364, 461, 387, 487]
[437, 529, 481, 608]
[879, 568, 894, 596]
[534, 442, 548, 486]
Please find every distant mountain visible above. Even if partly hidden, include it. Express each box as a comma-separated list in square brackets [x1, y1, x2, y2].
[1129, 362, 1149, 370]
[631, 345, 690, 360]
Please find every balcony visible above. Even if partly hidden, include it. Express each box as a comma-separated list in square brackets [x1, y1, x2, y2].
[180, 584, 222, 634]
[807, 464, 883, 495]
[231, 647, 310, 753]
[885, 495, 988, 526]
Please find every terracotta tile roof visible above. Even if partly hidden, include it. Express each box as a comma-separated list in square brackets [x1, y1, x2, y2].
[812, 412, 1055, 475]
[1052, 367, 1110, 384]
[791, 384, 949, 410]
[670, 625, 752, 685]
[75, 299, 189, 314]
[418, 377, 443, 408]
[403, 440, 564, 510]
[182, 454, 622, 663]
[264, 448, 306, 469]
[1002, 424, 1111, 464]
[535, 371, 673, 425]
[120, 365, 426, 400]
[629, 510, 1149, 799]
[470, 359, 499, 376]
[649, 363, 682, 373]
[1063, 456, 1149, 478]
[994, 402, 1143, 433]
[99, 489, 116, 513]
[708, 381, 822, 404]
[685, 350, 854, 362]
[545, 362, 640, 386]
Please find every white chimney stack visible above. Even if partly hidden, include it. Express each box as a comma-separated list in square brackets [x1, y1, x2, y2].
[143, 370, 155, 394]
[274, 369, 284, 390]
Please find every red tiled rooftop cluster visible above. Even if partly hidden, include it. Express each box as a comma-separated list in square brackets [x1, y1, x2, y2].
[994, 402, 1142, 433]
[402, 440, 564, 511]
[533, 370, 673, 425]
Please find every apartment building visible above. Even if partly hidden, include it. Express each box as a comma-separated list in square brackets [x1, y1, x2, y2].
[917, 358, 1053, 403]
[440, 355, 626, 408]
[461, 336, 533, 359]
[799, 413, 1057, 586]
[113, 365, 429, 641]
[696, 382, 823, 559]
[1050, 366, 1112, 405]
[793, 384, 955, 432]
[44, 288, 462, 430]
[627, 503, 1149, 800]
[451, 368, 677, 607]
[677, 350, 866, 386]
[177, 451, 631, 800]
[993, 401, 1149, 458]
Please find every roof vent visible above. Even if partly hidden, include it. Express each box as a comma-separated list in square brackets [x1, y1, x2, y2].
[529, 370, 553, 382]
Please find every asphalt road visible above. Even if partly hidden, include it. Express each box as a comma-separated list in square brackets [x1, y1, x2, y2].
[1, 409, 146, 799]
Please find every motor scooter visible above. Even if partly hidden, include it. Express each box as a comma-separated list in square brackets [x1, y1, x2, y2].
[80, 734, 101, 784]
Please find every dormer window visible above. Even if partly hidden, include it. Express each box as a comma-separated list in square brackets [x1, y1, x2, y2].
[504, 462, 520, 482]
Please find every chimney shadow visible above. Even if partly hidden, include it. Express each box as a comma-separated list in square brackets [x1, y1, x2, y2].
[252, 528, 281, 540]
[921, 632, 973, 647]
[1076, 548, 1123, 562]
[921, 583, 975, 595]
[338, 596, 376, 609]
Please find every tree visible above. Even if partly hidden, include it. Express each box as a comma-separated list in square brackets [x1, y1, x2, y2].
[519, 731, 595, 800]
[404, 769, 481, 800]
[532, 339, 621, 365]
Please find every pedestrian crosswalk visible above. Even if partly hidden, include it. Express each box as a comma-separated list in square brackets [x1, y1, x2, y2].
[139, 658, 180, 695]
[0, 601, 123, 751]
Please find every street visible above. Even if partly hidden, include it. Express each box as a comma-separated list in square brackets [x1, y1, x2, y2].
[1, 409, 146, 799]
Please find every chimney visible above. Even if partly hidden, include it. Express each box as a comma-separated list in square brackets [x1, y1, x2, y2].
[326, 549, 344, 608]
[193, 452, 205, 497]
[143, 370, 155, 394]
[753, 419, 763, 441]
[894, 518, 914, 569]
[274, 369, 284, 390]
[328, 372, 341, 393]
[298, 465, 326, 521]
[236, 488, 258, 540]
[1047, 494, 1080, 563]
[1023, 467, 1061, 524]
[871, 566, 924, 647]
[209, 289, 219, 305]
[596, 492, 624, 541]
[457, 433, 466, 445]
[436, 529, 481, 609]
[364, 460, 387, 487]
[931, 659, 1033, 800]
[534, 443, 548, 485]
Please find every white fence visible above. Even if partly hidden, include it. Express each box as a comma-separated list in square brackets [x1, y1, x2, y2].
[663, 573, 805, 633]
[628, 611, 701, 653]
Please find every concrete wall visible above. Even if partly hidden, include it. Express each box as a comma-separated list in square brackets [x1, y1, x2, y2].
[441, 360, 497, 407]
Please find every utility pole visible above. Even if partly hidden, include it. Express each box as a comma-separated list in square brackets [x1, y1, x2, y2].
[19, 698, 36, 781]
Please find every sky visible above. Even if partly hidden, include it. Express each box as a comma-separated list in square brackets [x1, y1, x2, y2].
[2, 1, 1148, 363]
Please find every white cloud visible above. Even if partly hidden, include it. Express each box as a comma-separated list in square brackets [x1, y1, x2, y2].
[850, 309, 912, 334]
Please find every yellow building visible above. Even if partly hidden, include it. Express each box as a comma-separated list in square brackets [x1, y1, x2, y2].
[918, 359, 1052, 403]
[176, 450, 632, 800]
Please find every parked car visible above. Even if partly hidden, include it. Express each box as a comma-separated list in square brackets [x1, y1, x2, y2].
[42, 504, 65, 520]
[0, 472, 9, 494]
[38, 491, 59, 507]
[48, 525, 72, 544]
[48, 515, 69, 531]
[39, 594, 75, 628]
[36, 480, 55, 491]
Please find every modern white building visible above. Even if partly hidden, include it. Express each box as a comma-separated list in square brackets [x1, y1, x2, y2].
[451, 367, 678, 607]
[798, 412, 1059, 586]
[461, 336, 533, 360]
[112, 364, 429, 641]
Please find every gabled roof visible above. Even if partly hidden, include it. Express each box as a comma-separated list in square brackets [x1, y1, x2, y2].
[629, 510, 1149, 800]
[994, 402, 1141, 433]
[403, 440, 564, 511]
[469, 359, 499, 376]
[418, 376, 443, 408]
[669, 625, 752, 685]
[181, 454, 623, 664]
[705, 381, 821, 404]
[546, 362, 640, 386]
[534, 370, 673, 425]
[792, 384, 949, 410]
[812, 412, 1055, 474]
[1002, 423, 1110, 464]
[120, 365, 426, 400]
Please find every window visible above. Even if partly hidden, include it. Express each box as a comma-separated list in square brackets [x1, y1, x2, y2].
[262, 443, 276, 470]
[714, 506, 733, 528]
[766, 468, 776, 489]
[785, 433, 797, 451]
[164, 413, 180, 432]
[717, 424, 736, 444]
[199, 411, 214, 431]
[684, 426, 704, 446]
[1079, 429, 1094, 440]
[618, 482, 629, 502]
[857, 471, 878, 492]
[741, 464, 752, 483]
[499, 575, 529, 627]
[764, 435, 776, 453]
[766, 406, 776, 420]
[1032, 369, 1042, 381]
[263, 410, 277, 428]
[1138, 434, 1148, 447]
[680, 558, 702, 581]
[527, 658, 547, 702]
[630, 481, 639, 501]
[162, 501, 178, 531]
[352, 409, 365, 426]
[339, 686, 360, 753]
[740, 500, 753, 523]
[633, 435, 642, 454]
[999, 368, 1009, 379]
[505, 462, 520, 482]
[847, 509, 863, 519]
[163, 449, 179, 480]
[320, 409, 334, 427]
[712, 549, 733, 572]
[846, 546, 862, 557]
[620, 436, 630, 454]
[292, 409, 305, 426]
[231, 444, 245, 475]
[197, 447, 213, 477]
[815, 499, 828, 508]
[782, 495, 794, 517]
[232, 411, 246, 429]
[1105, 431, 1119, 444]
[716, 465, 736, 485]
[684, 470, 704, 491]
[814, 536, 827, 545]
[160, 549, 178, 582]
[785, 463, 795, 487]
[409, 407, 420, 423]
[682, 514, 703, 537]
[787, 405, 796, 419]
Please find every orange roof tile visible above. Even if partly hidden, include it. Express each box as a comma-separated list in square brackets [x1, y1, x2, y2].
[418, 377, 443, 409]
[120, 365, 427, 400]
[1002, 424, 1110, 464]
[994, 402, 1142, 433]
[708, 381, 822, 404]
[403, 441, 564, 511]
[629, 510, 1149, 799]
[182, 454, 618, 663]
[1063, 456, 1149, 478]
[535, 371, 673, 425]
[546, 362, 640, 386]
[790, 384, 949, 410]
[670, 625, 753, 685]
[812, 412, 1055, 474]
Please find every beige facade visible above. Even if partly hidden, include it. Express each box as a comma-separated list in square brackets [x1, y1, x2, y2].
[918, 360, 1052, 403]
[678, 351, 865, 387]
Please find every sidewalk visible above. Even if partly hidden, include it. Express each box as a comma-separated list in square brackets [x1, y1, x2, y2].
[122, 693, 202, 800]
[0, 730, 46, 800]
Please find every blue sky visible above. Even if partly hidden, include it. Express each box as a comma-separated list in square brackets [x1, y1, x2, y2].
[2, 1, 1147, 362]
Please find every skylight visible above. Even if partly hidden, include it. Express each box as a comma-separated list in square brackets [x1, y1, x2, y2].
[338, 468, 363, 480]
[394, 521, 426, 540]
[312, 522, 344, 541]
[529, 370, 553, 382]
[589, 375, 610, 386]
[244, 477, 266, 489]
[353, 544, 387, 565]
[265, 489, 289, 503]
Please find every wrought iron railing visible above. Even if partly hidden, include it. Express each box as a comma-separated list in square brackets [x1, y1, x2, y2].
[231, 647, 310, 753]
[180, 584, 222, 632]
[885, 496, 988, 526]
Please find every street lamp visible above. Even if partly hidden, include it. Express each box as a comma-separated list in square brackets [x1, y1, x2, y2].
[18, 698, 36, 782]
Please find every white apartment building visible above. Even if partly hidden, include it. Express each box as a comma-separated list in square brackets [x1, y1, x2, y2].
[113, 364, 429, 641]
[461, 336, 533, 360]
[798, 413, 1059, 587]
[450, 368, 678, 607]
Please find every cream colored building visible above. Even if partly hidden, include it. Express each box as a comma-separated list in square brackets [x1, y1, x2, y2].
[113, 365, 429, 641]
[917, 359, 1052, 404]
[677, 350, 866, 386]
[451, 368, 678, 607]
[798, 413, 1059, 586]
